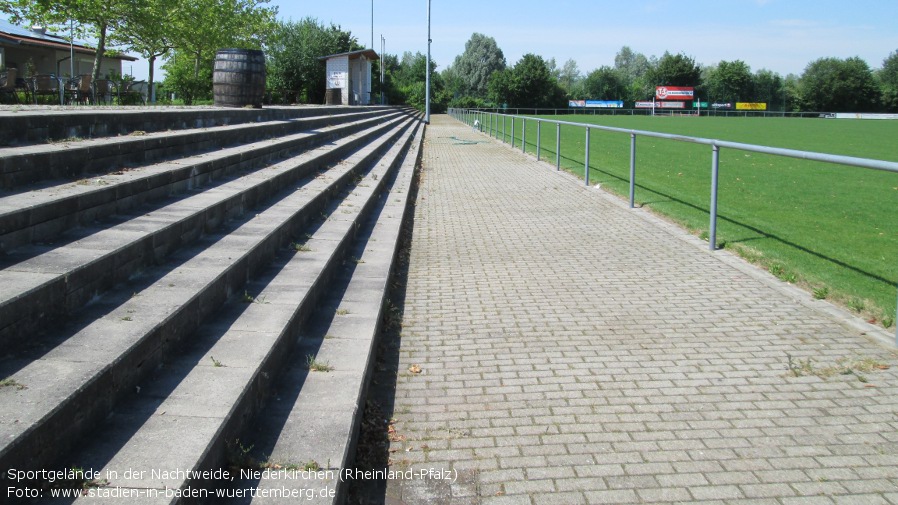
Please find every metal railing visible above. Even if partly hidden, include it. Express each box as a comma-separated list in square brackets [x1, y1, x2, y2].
[463, 107, 838, 119]
[449, 107, 898, 344]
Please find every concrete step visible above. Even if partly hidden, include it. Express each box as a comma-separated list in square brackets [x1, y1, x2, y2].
[0, 115, 420, 483]
[0, 110, 405, 253]
[231, 120, 424, 505]
[0, 109, 390, 190]
[57, 118, 423, 505]
[0, 114, 412, 350]
[0, 105, 386, 147]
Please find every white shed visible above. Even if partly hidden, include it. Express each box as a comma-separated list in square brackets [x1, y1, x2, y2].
[319, 49, 379, 106]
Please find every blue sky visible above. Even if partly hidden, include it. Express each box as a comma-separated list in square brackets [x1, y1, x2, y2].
[125, 0, 898, 80]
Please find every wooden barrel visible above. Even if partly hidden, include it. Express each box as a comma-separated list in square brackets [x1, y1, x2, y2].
[213, 49, 265, 108]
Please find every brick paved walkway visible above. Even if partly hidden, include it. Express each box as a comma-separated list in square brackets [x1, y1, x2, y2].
[382, 115, 898, 505]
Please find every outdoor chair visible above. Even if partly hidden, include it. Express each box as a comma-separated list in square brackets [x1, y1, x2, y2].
[119, 80, 147, 105]
[92, 79, 114, 105]
[15, 77, 31, 103]
[32, 74, 61, 104]
[67, 74, 93, 104]
[0, 68, 18, 104]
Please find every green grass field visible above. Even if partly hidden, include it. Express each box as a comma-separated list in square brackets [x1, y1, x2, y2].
[482, 113, 898, 329]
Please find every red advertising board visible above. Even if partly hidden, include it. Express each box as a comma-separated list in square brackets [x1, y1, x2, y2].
[655, 86, 694, 100]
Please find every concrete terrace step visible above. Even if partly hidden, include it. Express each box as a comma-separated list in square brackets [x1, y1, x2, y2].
[59, 119, 423, 505]
[0, 109, 390, 190]
[0, 110, 405, 252]
[233, 120, 424, 505]
[0, 112, 412, 351]
[0, 115, 419, 482]
[0, 105, 385, 147]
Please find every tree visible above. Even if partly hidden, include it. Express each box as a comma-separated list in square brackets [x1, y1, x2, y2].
[162, 50, 213, 104]
[390, 51, 446, 112]
[581, 66, 626, 100]
[753, 68, 784, 111]
[451, 33, 506, 99]
[705, 60, 753, 103]
[557, 58, 581, 95]
[4, 0, 131, 99]
[799, 57, 880, 112]
[163, 0, 276, 104]
[783, 73, 801, 112]
[114, 0, 177, 102]
[168, 0, 275, 77]
[648, 51, 701, 87]
[877, 50, 898, 111]
[265, 18, 360, 104]
[613, 46, 655, 100]
[487, 53, 566, 108]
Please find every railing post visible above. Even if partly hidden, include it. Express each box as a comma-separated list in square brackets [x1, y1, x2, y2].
[709, 144, 720, 251]
[511, 118, 515, 149]
[522, 118, 527, 154]
[556, 123, 561, 171]
[536, 121, 541, 161]
[584, 126, 590, 186]
[629, 133, 636, 208]
[503, 115, 506, 143]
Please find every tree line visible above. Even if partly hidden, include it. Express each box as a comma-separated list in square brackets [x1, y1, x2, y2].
[1, 2, 440, 108]
[2, 4, 895, 113]
[442, 34, 898, 113]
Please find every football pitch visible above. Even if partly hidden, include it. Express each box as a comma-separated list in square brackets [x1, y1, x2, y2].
[500, 114, 898, 329]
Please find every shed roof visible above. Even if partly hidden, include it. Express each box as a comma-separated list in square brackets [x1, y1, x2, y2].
[318, 49, 379, 61]
[0, 18, 138, 61]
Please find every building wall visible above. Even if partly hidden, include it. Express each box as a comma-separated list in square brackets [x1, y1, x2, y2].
[325, 55, 349, 105]
[0, 44, 123, 78]
[324, 54, 375, 106]
[349, 57, 372, 105]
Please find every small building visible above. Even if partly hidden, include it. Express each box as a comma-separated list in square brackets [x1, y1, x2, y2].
[0, 19, 137, 78]
[319, 49, 379, 106]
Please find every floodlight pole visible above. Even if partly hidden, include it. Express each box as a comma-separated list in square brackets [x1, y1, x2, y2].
[425, 0, 431, 124]
[69, 18, 74, 78]
[371, 0, 374, 51]
[380, 35, 385, 105]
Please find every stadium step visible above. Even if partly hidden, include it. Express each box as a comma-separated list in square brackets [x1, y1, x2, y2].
[0, 109, 400, 252]
[0, 111, 407, 351]
[56, 119, 423, 505]
[0, 107, 423, 498]
[225, 119, 423, 504]
[0, 105, 384, 147]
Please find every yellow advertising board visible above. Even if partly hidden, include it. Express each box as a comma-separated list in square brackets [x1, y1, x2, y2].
[736, 102, 767, 110]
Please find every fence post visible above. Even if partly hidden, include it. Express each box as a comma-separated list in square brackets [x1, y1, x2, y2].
[522, 118, 527, 154]
[709, 144, 720, 251]
[584, 126, 590, 186]
[629, 133, 636, 208]
[536, 121, 541, 161]
[556, 123, 561, 171]
[503, 115, 506, 143]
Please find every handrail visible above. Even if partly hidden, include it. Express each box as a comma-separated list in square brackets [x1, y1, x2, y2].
[449, 107, 898, 345]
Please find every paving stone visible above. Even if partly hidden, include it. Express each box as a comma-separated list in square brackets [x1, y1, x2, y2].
[376, 114, 898, 504]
